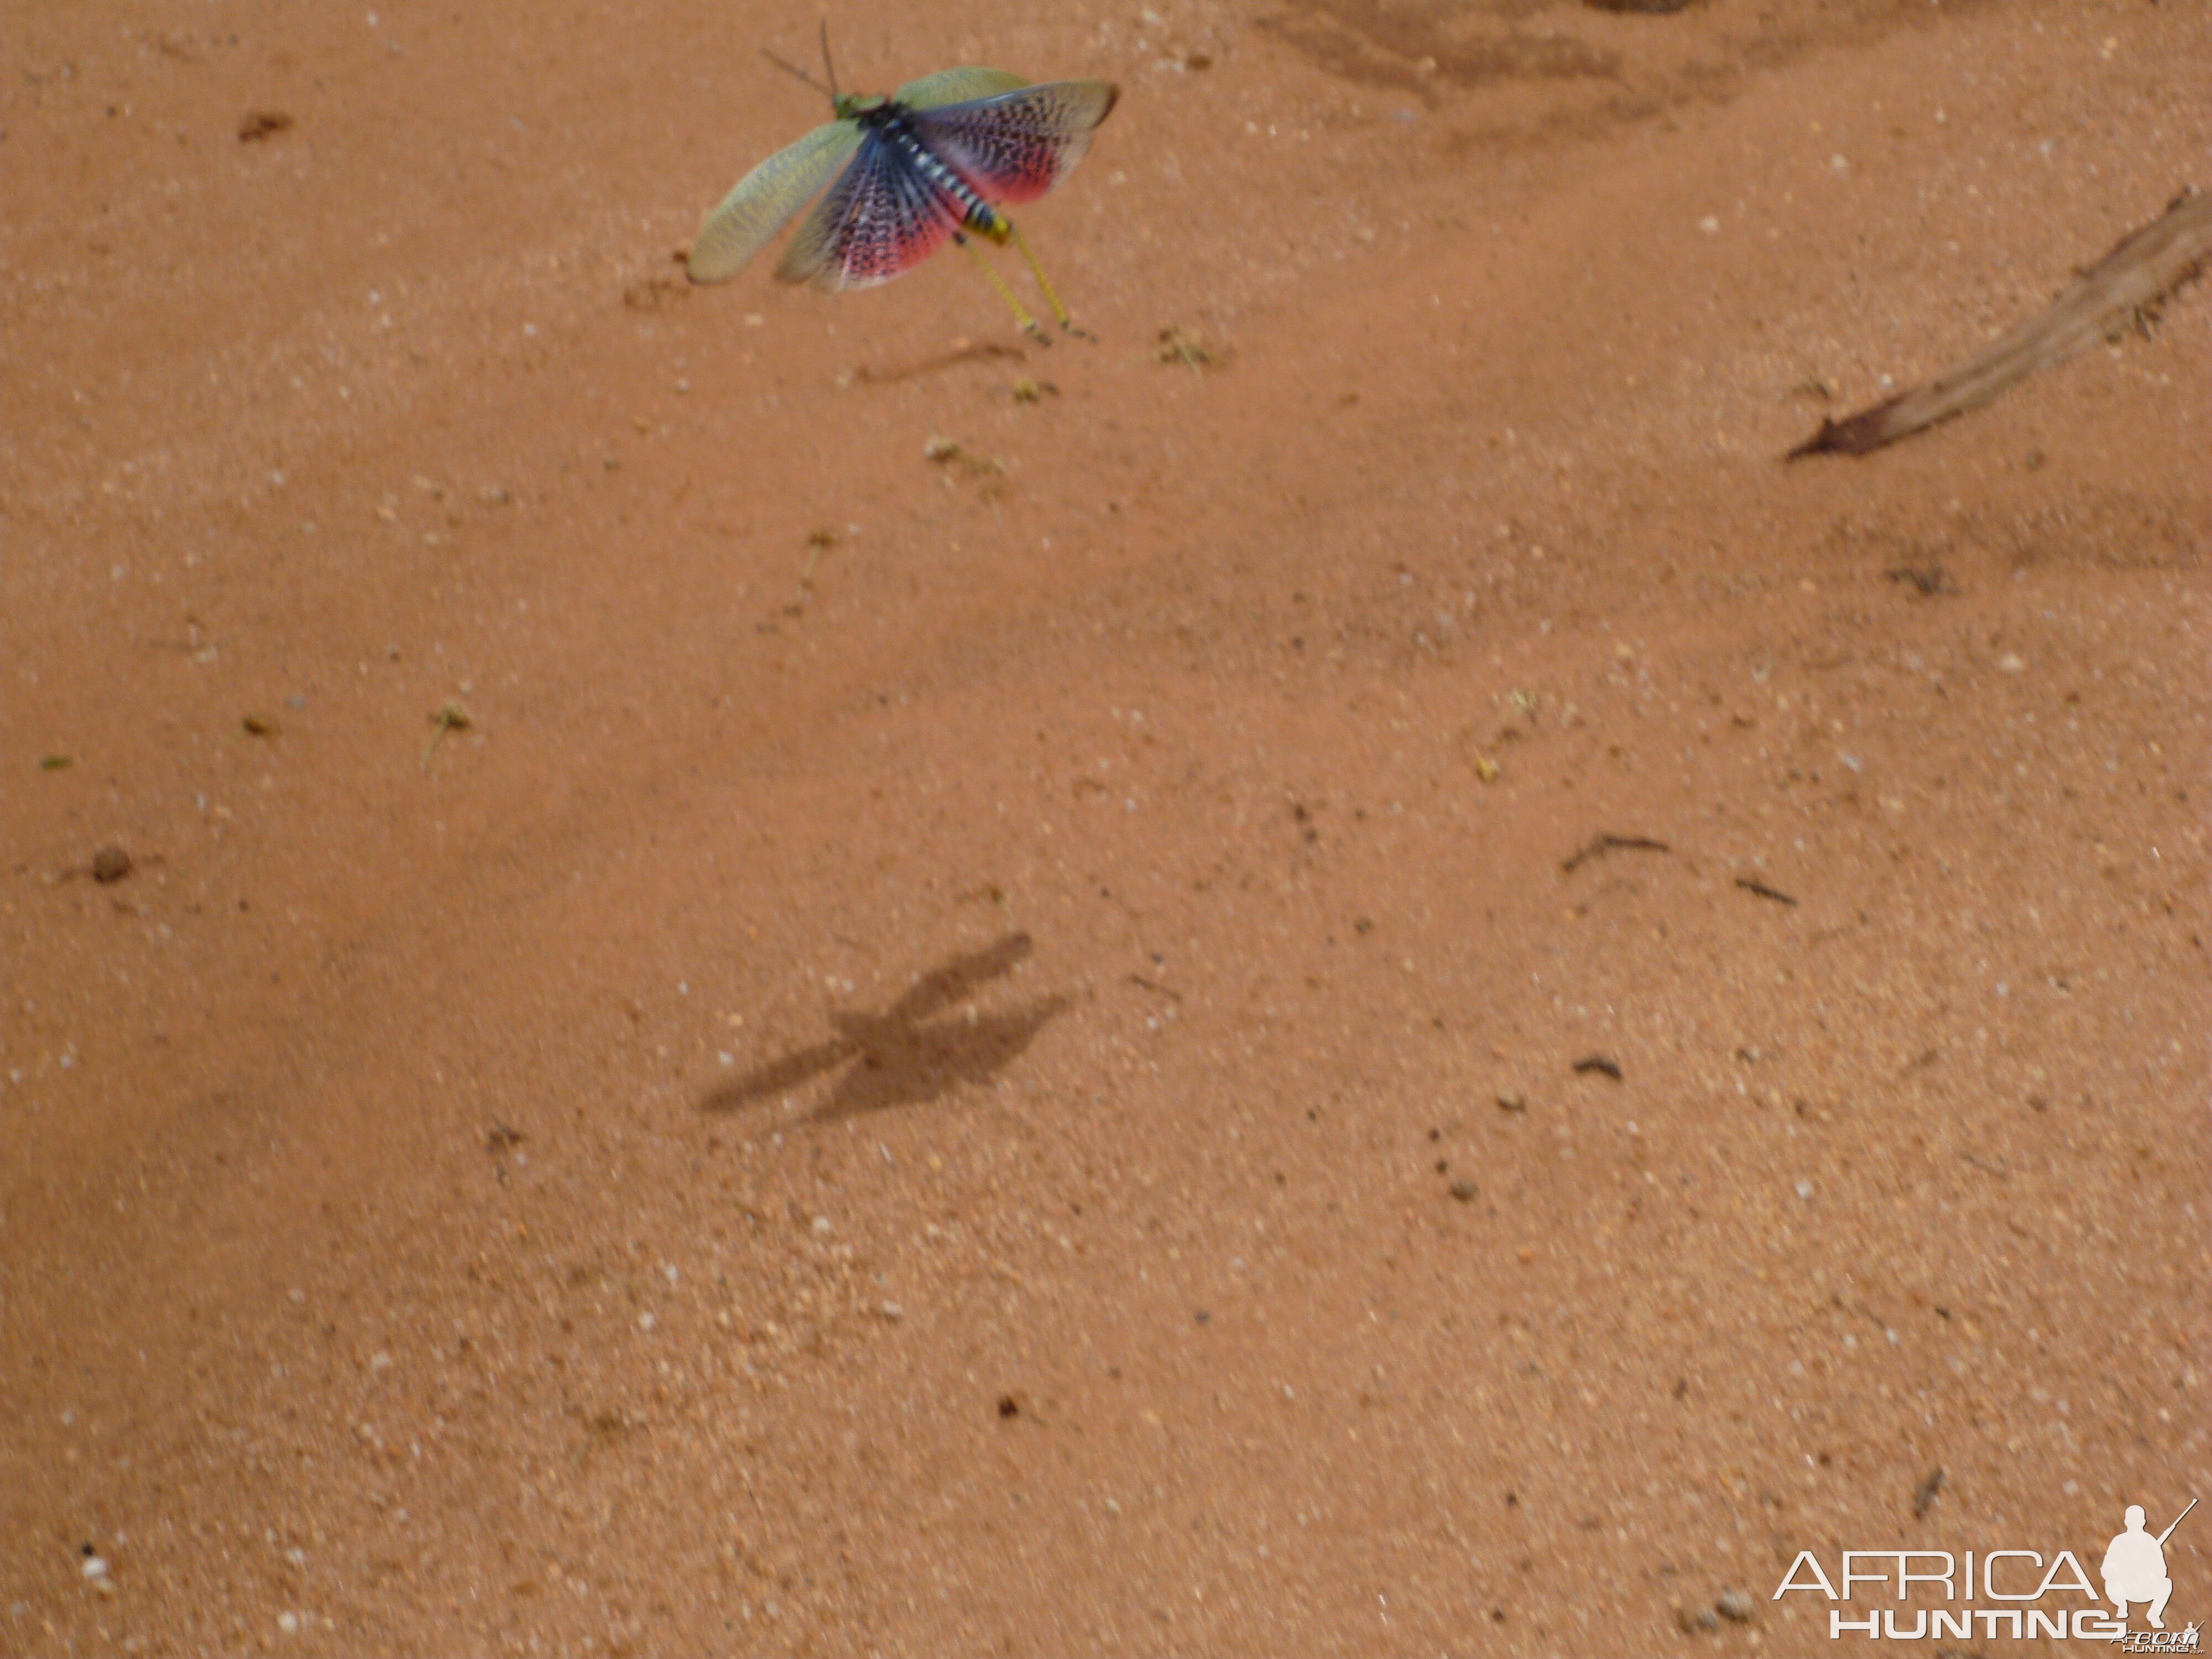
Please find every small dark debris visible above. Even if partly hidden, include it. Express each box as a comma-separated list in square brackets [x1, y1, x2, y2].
[1734, 877, 1797, 906]
[1573, 1054, 1623, 1081]
[237, 109, 293, 142]
[486, 1122, 525, 1154]
[1672, 1377, 1689, 1399]
[242, 712, 278, 737]
[1677, 1604, 1721, 1634]
[1504, 1491, 1518, 1507]
[1154, 325, 1217, 370]
[1353, 916, 1374, 936]
[1495, 1088, 1526, 1113]
[625, 275, 688, 310]
[40, 754, 72, 771]
[91, 846, 132, 884]
[996, 1394, 1020, 1418]
[1913, 1465, 1944, 1517]
[1193, 1309, 1211, 1325]
[1449, 1180, 1479, 1202]
[1491, 1608, 1507, 1624]
[1885, 562, 1955, 597]
[1561, 832, 1670, 874]
[1717, 1588, 1756, 1623]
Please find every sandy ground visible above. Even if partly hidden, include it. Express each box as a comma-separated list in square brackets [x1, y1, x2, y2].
[3, 0, 2208, 1652]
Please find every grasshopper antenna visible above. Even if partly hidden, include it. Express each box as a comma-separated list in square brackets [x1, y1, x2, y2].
[759, 43, 832, 100]
[819, 20, 840, 106]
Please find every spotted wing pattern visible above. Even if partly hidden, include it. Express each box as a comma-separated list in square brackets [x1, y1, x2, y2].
[910, 80, 1119, 206]
[893, 66, 1029, 110]
[688, 120, 863, 284]
[775, 129, 958, 291]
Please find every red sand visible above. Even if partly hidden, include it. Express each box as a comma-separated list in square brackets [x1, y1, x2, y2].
[3, 0, 2206, 1651]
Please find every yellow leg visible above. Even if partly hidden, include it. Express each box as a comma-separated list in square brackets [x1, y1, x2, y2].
[954, 232, 1047, 344]
[1006, 223, 1091, 339]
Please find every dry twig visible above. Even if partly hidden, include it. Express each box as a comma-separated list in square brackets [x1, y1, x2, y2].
[1791, 187, 2211, 458]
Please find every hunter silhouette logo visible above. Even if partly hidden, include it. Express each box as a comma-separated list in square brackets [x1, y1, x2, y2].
[1773, 1496, 2198, 1645]
[2106, 1501, 2195, 1650]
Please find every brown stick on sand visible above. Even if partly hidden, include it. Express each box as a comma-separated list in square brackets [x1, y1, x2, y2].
[1790, 186, 2211, 459]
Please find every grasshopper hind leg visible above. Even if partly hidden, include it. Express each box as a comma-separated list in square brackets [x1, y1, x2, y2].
[1006, 222, 1093, 340]
[953, 231, 1049, 345]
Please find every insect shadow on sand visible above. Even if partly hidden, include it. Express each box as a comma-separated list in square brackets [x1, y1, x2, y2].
[699, 933, 1071, 1124]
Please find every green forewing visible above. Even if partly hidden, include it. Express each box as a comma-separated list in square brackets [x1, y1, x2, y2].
[688, 119, 864, 284]
[892, 65, 1029, 109]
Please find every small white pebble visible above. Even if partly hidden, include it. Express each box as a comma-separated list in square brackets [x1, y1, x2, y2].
[662, 1264, 679, 1285]
[1998, 653, 2026, 674]
[1698, 216, 1719, 234]
[880, 1302, 903, 1321]
[278, 1612, 299, 1634]
[811, 1215, 833, 1235]
[718, 1051, 734, 1067]
[638, 1312, 655, 1331]
[1795, 1181, 1814, 1201]
[82, 1556, 108, 1580]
